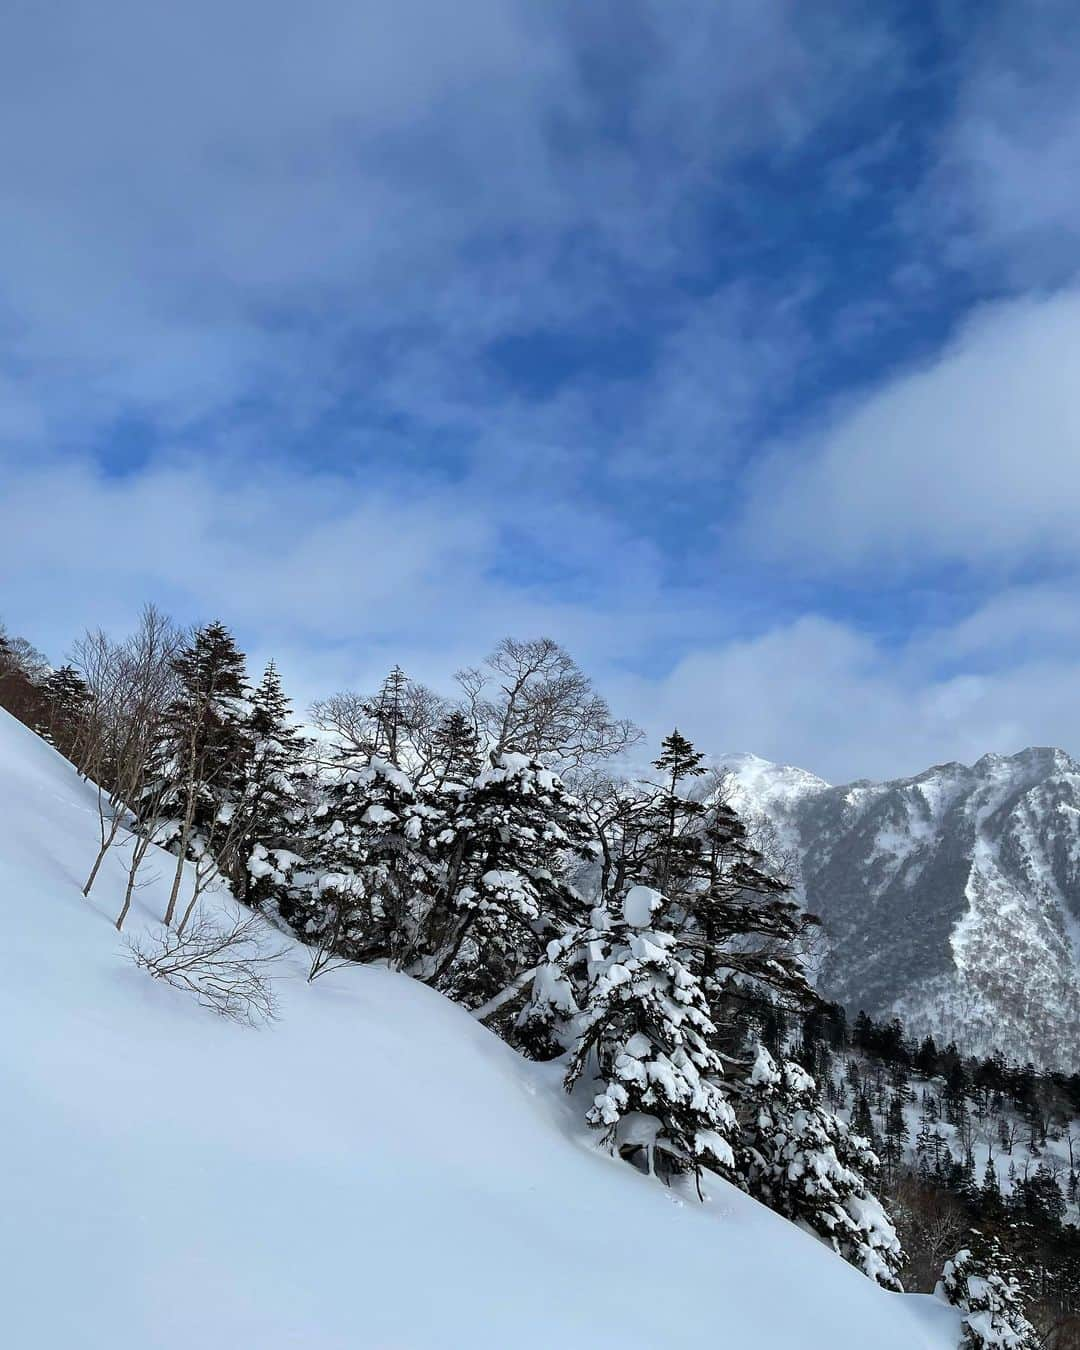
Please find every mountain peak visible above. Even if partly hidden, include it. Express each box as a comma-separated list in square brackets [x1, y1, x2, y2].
[721, 750, 831, 791]
[730, 742, 1080, 1068]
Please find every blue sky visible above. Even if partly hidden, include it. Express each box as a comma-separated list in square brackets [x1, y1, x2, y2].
[4, 0, 1080, 780]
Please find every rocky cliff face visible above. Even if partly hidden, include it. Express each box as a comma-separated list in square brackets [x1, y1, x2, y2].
[724, 748, 1080, 1068]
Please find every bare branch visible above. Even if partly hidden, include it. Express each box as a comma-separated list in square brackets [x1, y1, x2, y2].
[126, 910, 286, 1024]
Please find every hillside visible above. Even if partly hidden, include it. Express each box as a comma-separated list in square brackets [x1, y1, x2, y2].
[725, 748, 1080, 1067]
[0, 708, 960, 1349]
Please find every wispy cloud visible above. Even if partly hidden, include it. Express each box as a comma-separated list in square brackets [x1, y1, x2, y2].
[6, 2, 1080, 781]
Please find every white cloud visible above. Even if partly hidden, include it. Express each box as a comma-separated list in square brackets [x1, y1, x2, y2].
[934, 1, 1080, 283]
[0, 448, 711, 710]
[0, 0, 898, 448]
[742, 288, 1080, 572]
[631, 608, 1080, 783]
[7, 447, 1080, 784]
[7, 3, 1080, 787]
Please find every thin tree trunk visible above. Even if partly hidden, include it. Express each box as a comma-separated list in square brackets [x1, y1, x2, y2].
[116, 831, 153, 932]
[83, 781, 124, 897]
[83, 834, 114, 897]
[164, 734, 201, 927]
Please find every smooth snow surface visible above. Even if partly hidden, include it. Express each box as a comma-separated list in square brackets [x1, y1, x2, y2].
[0, 711, 959, 1349]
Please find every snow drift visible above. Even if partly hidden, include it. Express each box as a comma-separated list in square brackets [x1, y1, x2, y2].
[0, 709, 958, 1348]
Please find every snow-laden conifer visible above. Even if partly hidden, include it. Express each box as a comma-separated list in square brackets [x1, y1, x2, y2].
[936, 1243, 1038, 1349]
[35, 664, 91, 764]
[427, 751, 595, 1008]
[738, 1045, 904, 1289]
[142, 621, 252, 926]
[239, 661, 311, 907]
[293, 753, 440, 971]
[539, 884, 737, 1188]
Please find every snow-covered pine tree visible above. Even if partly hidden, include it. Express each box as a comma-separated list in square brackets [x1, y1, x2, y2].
[238, 661, 312, 908]
[737, 1045, 904, 1290]
[936, 1241, 1038, 1350]
[143, 621, 251, 926]
[539, 884, 737, 1190]
[369, 665, 410, 763]
[621, 731, 819, 1030]
[425, 752, 595, 1011]
[290, 751, 440, 972]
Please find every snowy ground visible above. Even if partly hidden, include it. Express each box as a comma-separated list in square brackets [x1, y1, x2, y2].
[0, 710, 960, 1349]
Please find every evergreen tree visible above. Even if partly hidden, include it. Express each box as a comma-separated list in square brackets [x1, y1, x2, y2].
[606, 729, 822, 1032]
[429, 710, 482, 787]
[547, 884, 737, 1189]
[852, 1090, 879, 1153]
[981, 1157, 1004, 1217]
[143, 621, 251, 925]
[883, 1092, 909, 1177]
[679, 793, 820, 1019]
[293, 751, 438, 970]
[425, 752, 595, 1009]
[1013, 1163, 1066, 1229]
[936, 1242, 1038, 1350]
[35, 664, 91, 764]
[239, 661, 311, 906]
[369, 665, 410, 764]
[738, 1046, 904, 1289]
[646, 729, 706, 896]
[914, 1034, 940, 1078]
[944, 1058, 970, 1125]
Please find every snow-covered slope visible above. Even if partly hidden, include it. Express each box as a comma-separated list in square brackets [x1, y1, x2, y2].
[725, 747, 1080, 1068]
[0, 708, 957, 1349]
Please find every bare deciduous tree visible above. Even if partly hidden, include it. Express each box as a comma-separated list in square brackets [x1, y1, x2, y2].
[456, 637, 642, 775]
[309, 689, 374, 758]
[0, 620, 50, 727]
[310, 673, 447, 775]
[175, 800, 256, 935]
[889, 1174, 967, 1292]
[126, 910, 284, 1024]
[305, 895, 356, 982]
[74, 606, 184, 919]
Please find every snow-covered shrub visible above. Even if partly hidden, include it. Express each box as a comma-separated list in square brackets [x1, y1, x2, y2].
[738, 1045, 904, 1289]
[936, 1244, 1038, 1350]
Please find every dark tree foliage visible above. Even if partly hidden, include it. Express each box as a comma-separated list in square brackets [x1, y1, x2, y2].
[239, 661, 312, 906]
[0, 622, 50, 729]
[35, 664, 92, 765]
[150, 620, 251, 846]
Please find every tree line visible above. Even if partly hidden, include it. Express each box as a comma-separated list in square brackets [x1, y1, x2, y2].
[4, 607, 1049, 1334]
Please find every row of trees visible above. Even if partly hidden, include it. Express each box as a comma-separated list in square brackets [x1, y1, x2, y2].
[1, 612, 909, 1289]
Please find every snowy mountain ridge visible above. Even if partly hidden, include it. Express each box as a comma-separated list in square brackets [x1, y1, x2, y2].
[723, 745, 1080, 1068]
[0, 707, 958, 1348]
